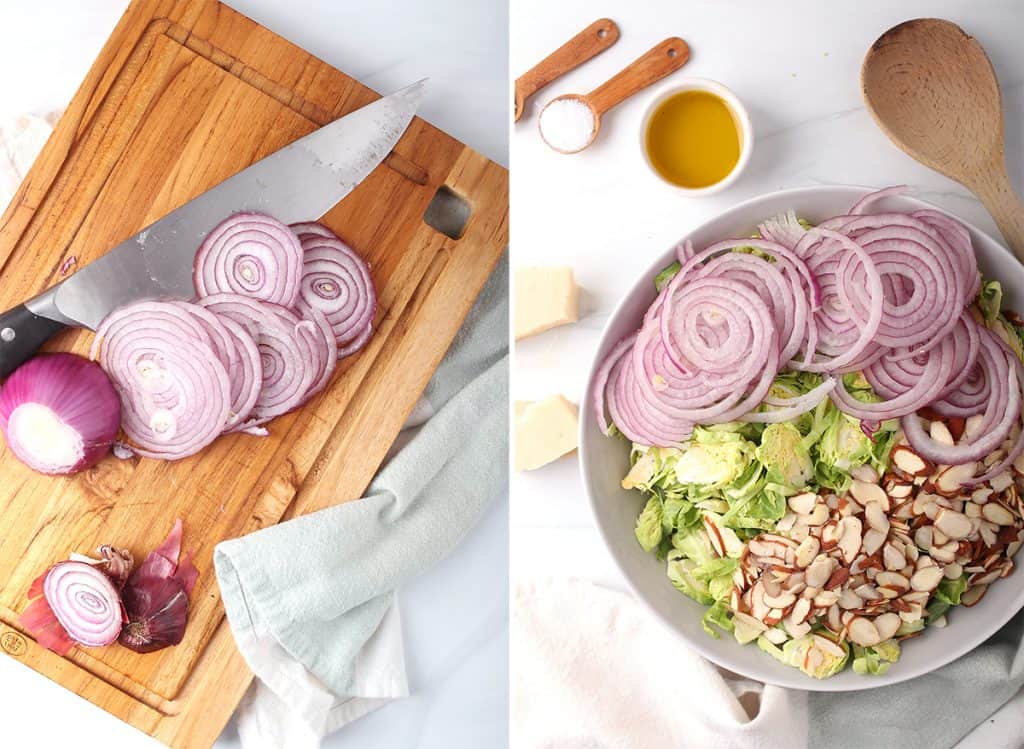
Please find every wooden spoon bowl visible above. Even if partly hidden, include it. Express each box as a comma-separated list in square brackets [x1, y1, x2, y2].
[862, 18, 1024, 260]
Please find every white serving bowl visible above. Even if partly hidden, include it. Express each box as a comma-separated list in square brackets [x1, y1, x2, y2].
[579, 184, 1024, 691]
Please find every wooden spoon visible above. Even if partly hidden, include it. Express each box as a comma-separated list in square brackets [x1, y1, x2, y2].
[539, 37, 690, 154]
[862, 18, 1024, 260]
[514, 19, 620, 123]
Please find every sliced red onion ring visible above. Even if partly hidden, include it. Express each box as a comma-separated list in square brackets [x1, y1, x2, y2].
[92, 301, 231, 459]
[296, 232, 376, 356]
[197, 294, 317, 426]
[741, 377, 836, 423]
[849, 185, 908, 215]
[289, 221, 335, 240]
[194, 213, 303, 307]
[170, 301, 261, 430]
[595, 189, 1018, 467]
[794, 229, 884, 372]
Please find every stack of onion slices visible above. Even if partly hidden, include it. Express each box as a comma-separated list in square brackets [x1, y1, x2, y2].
[91, 213, 375, 460]
[594, 187, 1024, 485]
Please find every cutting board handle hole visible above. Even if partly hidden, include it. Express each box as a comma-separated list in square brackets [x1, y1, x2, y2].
[423, 186, 472, 240]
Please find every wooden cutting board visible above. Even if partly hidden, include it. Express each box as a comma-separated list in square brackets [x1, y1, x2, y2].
[0, 1, 507, 746]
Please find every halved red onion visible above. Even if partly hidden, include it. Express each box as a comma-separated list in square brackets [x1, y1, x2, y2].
[193, 213, 303, 308]
[294, 230, 377, 357]
[92, 301, 231, 460]
[0, 353, 121, 475]
[20, 561, 123, 654]
[198, 294, 317, 426]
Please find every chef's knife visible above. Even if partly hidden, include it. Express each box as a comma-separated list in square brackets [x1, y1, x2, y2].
[0, 79, 426, 379]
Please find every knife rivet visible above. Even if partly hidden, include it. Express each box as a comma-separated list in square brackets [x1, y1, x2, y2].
[0, 328, 14, 343]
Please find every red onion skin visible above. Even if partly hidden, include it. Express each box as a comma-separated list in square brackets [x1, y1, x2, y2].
[0, 353, 120, 475]
[119, 519, 198, 653]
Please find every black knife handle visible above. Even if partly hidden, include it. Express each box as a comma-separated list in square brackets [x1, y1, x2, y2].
[0, 304, 67, 379]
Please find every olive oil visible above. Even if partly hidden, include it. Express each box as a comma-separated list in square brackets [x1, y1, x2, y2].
[645, 90, 741, 189]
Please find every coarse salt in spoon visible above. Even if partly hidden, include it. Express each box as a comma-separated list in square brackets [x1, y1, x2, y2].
[539, 37, 690, 154]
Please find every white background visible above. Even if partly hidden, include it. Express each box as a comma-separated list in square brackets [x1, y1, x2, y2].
[511, 0, 1024, 746]
[0, 1, 508, 748]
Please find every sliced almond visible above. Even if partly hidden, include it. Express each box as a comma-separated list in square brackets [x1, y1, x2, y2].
[961, 585, 988, 607]
[813, 590, 840, 608]
[982, 502, 1016, 526]
[805, 555, 834, 588]
[854, 583, 882, 600]
[795, 536, 820, 568]
[788, 492, 818, 515]
[935, 463, 979, 495]
[910, 565, 944, 591]
[763, 591, 797, 609]
[827, 604, 843, 632]
[733, 611, 769, 633]
[929, 420, 955, 446]
[861, 528, 885, 557]
[784, 617, 812, 640]
[847, 616, 882, 647]
[838, 516, 863, 563]
[825, 566, 851, 590]
[971, 488, 993, 505]
[850, 480, 888, 507]
[875, 571, 910, 591]
[821, 519, 843, 549]
[892, 445, 931, 477]
[805, 503, 830, 526]
[991, 472, 1014, 493]
[838, 588, 864, 610]
[944, 561, 963, 579]
[934, 508, 973, 540]
[874, 612, 901, 641]
[864, 503, 890, 535]
[790, 597, 812, 625]
[890, 483, 914, 500]
[882, 543, 906, 571]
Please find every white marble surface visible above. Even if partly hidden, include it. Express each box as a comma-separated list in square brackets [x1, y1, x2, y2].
[0, 1, 508, 747]
[511, 0, 1024, 745]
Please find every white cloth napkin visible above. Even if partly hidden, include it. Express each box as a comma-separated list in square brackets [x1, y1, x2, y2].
[0, 112, 57, 210]
[511, 577, 809, 749]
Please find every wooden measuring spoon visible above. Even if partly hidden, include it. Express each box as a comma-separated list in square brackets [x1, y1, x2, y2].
[538, 37, 690, 154]
[514, 19, 620, 123]
[862, 18, 1024, 260]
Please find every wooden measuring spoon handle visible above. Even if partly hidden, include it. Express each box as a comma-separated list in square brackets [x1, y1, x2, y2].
[973, 167, 1024, 263]
[515, 19, 620, 116]
[586, 37, 690, 116]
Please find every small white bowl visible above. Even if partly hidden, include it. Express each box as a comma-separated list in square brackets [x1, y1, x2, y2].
[639, 78, 754, 196]
[580, 185, 1024, 690]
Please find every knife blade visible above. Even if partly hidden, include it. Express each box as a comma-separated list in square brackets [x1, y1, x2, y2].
[0, 80, 425, 378]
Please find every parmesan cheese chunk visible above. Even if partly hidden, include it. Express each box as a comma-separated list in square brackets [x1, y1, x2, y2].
[514, 395, 579, 471]
[514, 266, 579, 340]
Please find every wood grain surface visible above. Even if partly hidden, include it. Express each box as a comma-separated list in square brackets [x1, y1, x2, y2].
[862, 18, 1024, 259]
[0, 1, 508, 746]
